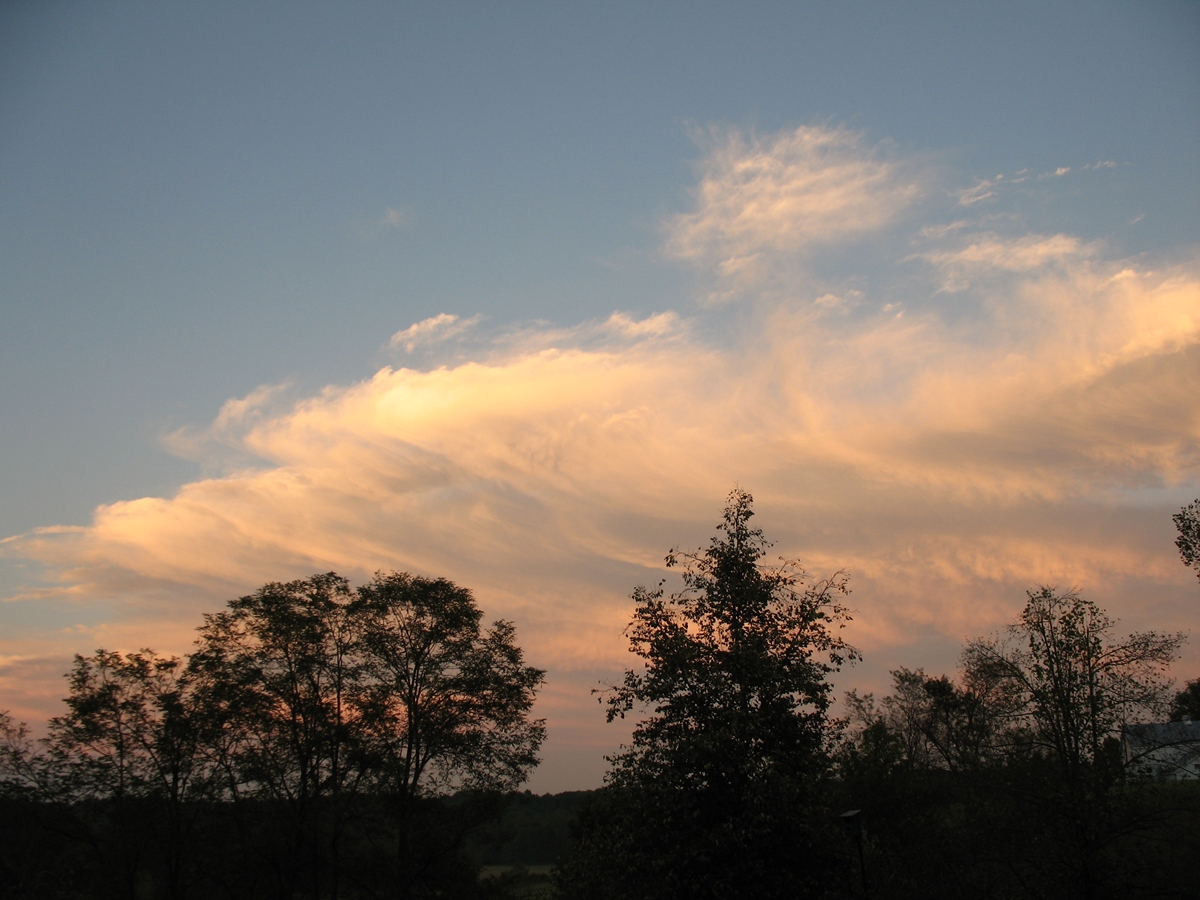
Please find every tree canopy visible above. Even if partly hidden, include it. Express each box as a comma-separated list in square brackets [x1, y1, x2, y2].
[604, 488, 856, 792]
[558, 489, 857, 900]
[0, 571, 545, 900]
[1175, 498, 1200, 583]
[2, 498, 1197, 899]
[839, 586, 1190, 899]
[964, 587, 1183, 777]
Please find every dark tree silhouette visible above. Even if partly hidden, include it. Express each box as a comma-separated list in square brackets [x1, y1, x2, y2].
[1171, 677, 1200, 721]
[557, 489, 857, 900]
[42, 651, 206, 900]
[1175, 498, 1200, 583]
[964, 587, 1182, 779]
[355, 572, 546, 802]
[843, 663, 1020, 774]
[188, 573, 365, 898]
[836, 589, 1192, 900]
[0, 571, 544, 900]
[353, 572, 546, 897]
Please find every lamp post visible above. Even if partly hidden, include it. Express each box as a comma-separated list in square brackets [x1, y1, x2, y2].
[839, 809, 869, 899]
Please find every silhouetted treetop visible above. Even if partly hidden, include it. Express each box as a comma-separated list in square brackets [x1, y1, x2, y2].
[1175, 498, 1200, 583]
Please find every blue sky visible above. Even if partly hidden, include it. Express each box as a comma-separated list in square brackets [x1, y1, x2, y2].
[1, 1, 1198, 791]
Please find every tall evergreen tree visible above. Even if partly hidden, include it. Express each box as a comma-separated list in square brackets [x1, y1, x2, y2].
[557, 489, 857, 900]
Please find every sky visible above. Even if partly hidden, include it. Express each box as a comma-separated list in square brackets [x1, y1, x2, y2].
[1, 1, 1198, 792]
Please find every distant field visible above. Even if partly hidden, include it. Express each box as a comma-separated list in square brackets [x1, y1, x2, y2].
[480, 864, 553, 877]
[479, 863, 554, 899]
[466, 790, 592, 867]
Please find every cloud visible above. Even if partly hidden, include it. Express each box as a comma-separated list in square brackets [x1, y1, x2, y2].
[813, 290, 863, 312]
[600, 310, 681, 338]
[666, 125, 921, 293]
[919, 220, 969, 239]
[382, 206, 414, 228]
[8, 257, 1196, 643]
[389, 313, 482, 352]
[954, 178, 1000, 206]
[160, 382, 295, 473]
[916, 233, 1090, 290]
[955, 161, 1091, 199]
[3, 124, 1198, 789]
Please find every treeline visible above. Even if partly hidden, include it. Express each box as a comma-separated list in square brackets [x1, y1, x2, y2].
[0, 572, 544, 899]
[2, 492, 1198, 899]
[824, 594, 1199, 898]
[553, 493, 1198, 899]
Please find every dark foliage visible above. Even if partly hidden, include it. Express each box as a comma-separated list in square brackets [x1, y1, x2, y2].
[554, 574, 1194, 900]
[555, 490, 857, 900]
[1171, 678, 1200, 722]
[0, 571, 544, 900]
[830, 753, 1200, 899]
[5, 504, 1197, 899]
[836, 588, 1192, 900]
[465, 791, 590, 867]
[1174, 498, 1200, 582]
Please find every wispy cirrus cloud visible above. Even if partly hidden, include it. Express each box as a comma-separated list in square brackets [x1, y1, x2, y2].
[915, 233, 1092, 291]
[389, 313, 483, 352]
[954, 177, 1001, 206]
[953, 159, 1115, 205]
[666, 125, 922, 296]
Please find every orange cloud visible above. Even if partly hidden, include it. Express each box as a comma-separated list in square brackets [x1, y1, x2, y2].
[8, 257, 1196, 647]
[3, 126, 1197, 790]
[666, 124, 923, 297]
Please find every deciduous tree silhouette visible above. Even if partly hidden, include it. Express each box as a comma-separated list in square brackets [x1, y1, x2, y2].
[0, 571, 544, 900]
[1175, 498, 1200, 583]
[354, 572, 546, 897]
[838, 590, 1191, 900]
[964, 587, 1182, 780]
[0, 650, 210, 899]
[1169, 677, 1200, 721]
